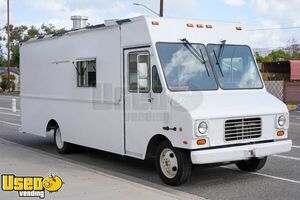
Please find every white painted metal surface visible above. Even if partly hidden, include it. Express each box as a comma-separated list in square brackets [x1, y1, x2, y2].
[20, 16, 291, 163]
[191, 140, 292, 164]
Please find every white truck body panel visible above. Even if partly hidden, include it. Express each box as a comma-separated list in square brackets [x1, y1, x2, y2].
[21, 26, 125, 154]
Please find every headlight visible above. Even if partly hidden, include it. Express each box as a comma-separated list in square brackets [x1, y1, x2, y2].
[196, 121, 208, 136]
[278, 115, 286, 127]
[276, 114, 289, 129]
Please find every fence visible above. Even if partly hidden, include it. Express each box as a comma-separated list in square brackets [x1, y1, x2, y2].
[264, 81, 284, 101]
[284, 82, 300, 103]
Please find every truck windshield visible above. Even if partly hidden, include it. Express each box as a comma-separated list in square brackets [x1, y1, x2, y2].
[207, 44, 263, 90]
[156, 42, 218, 91]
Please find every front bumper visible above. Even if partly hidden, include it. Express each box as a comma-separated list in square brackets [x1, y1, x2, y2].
[191, 140, 292, 164]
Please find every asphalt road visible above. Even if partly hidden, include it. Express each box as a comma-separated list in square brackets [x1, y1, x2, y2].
[0, 95, 299, 200]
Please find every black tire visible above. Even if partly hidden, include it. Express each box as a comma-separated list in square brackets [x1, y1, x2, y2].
[155, 141, 192, 186]
[236, 157, 267, 172]
[54, 127, 73, 154]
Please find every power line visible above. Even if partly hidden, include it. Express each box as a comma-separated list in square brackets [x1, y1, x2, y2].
[245, 26, 300, 31]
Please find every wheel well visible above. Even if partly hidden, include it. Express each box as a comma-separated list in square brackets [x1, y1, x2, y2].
[46, 119, 59, 132]
[146, 135, 170, 160]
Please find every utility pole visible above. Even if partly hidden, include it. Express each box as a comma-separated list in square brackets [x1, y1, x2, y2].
[6, 0, 11, 92]
[159, 0, 164, 17]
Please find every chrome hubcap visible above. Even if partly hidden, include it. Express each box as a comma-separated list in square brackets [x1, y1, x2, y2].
[160, 148, 178, 179]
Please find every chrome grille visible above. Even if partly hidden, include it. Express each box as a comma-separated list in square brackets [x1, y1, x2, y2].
[225, 118, 262, 141]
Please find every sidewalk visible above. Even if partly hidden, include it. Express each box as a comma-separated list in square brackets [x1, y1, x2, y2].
[0, 138, 201, 200]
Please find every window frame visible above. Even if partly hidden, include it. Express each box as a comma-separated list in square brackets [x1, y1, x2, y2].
[75, 58, 97, 88]
[207, 44, 264, 90]
[152, 65, 163, 93]
[128, 51, 151, 93]
[155, 42, 219, 92]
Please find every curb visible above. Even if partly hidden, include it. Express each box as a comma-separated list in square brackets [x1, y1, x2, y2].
[0, 137, 206, 200]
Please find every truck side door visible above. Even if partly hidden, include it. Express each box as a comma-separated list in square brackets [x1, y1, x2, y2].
[124, 48, 153, 158]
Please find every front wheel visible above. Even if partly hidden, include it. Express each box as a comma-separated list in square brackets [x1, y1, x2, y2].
[54, 127, 73, 154]
[236, 157, 267, 172]
[155, 141, 192, 186]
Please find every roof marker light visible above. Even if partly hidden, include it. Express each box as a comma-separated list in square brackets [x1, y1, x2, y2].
[206, 25, 213, 29]
[187, 23, 194, 28]
[236, 26, 243, 31]
[197, 24, 204, 28]
[152, 21, 159, 25]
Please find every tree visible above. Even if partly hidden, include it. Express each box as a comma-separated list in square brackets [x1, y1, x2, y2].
[267, 50, 288, 61]
[41, 24, 66, 35]
[0, 74, 16, 91]
[0, 46, 5, 66]
[256, 50, 289, 63]
[255, 52, 265, 63]
[287, 38, 300, 58]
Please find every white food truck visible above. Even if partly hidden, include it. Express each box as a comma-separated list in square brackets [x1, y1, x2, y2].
[20, 16, 292, 185]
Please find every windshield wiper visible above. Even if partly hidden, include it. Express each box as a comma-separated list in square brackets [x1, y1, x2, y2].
[218, 40, 226, 62]
[212, 40, 226, 77]
[180, 38, 210, 77]
[213, 49, 224, 77]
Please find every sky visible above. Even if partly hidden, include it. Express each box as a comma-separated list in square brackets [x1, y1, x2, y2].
[0, 0, 300, 49]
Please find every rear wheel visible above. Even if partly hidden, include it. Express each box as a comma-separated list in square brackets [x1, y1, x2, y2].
[155, 141, 192, 186]
[236, 157, 267, 172]
[54, 127, 73, 154]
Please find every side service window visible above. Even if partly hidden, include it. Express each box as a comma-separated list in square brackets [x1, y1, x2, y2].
[128, 52, 150, 93]
[76, 59, 96, 87]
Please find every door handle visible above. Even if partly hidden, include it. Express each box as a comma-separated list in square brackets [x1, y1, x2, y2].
[148, 97, 154, 103]
[148, 93, 154, 103]
[163, 126, 177, 131]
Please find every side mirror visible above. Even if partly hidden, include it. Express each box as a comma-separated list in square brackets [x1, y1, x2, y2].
[138, 63, 148, 79]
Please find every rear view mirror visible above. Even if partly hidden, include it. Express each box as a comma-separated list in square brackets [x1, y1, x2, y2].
[138, 63, 148, 79]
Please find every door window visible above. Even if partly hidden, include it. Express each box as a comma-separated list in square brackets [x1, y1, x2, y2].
[128, 52, 150, 93]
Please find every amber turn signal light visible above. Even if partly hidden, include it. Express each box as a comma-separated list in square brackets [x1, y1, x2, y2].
[277, 131, 285, 137]
[152, 21, 159, 25]
[197, 139, 206, 145]
[187, 23, 194, 28]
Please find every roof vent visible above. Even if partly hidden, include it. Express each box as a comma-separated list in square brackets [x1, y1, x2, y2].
[71, 16, 88, 30]
[105, 19, 118, 26]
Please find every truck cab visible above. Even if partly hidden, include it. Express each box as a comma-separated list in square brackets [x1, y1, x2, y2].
[123, 17, 292, 185]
